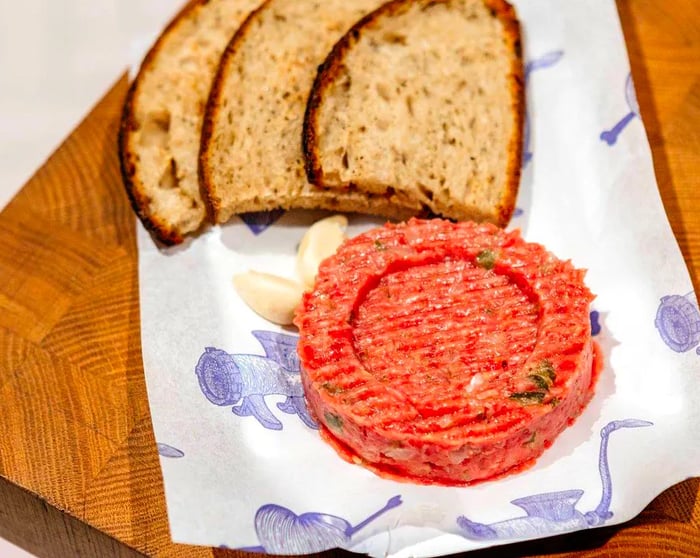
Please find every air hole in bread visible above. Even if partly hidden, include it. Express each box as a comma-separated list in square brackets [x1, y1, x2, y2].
[139, 109, 170, 149]
[376, 118, 390, 130]
[180, 56, 198, 73]
[342, 151, 349, 169]
[338, 72, 352, 91]
[406, 95, 414, 116]
[417, 183, 434, 203]
[376, 82, 391, 101]
[158, 159, 178, 190]
[382, 32, 407, 45]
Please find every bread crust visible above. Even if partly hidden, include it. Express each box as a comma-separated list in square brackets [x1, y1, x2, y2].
[118, 0, 205, 246]
[487, 0, 524, 226]
[198, 0, 272, 224]
[303, 0, 525, 228]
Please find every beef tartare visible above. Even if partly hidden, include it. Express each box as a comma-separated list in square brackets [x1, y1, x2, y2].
[294, 218, 600, 486]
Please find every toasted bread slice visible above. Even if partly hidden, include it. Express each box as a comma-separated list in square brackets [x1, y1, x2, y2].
[119, 0, 263, 245]
[200, 0, 416, 224]
[304, 0, 524, 226]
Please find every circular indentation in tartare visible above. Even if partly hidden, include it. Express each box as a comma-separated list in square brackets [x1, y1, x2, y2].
[351, 258, 539, 418]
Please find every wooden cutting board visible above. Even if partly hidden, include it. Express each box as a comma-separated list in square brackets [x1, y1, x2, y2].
[0, 1, 698, 556]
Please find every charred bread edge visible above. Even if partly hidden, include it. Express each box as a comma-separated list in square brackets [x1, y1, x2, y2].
[198, 0, 273, 225]
[488, 0, 524, 227]
[118, 0, 207, 247]
[302, 0, 525, 228]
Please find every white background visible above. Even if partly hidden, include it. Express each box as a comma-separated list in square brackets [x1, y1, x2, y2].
[0, 1, 181, 555]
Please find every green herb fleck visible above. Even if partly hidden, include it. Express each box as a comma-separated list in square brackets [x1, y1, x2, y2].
[523, 431, 537, 446]
[388, 440, 404, 449]
[509, 391, 546, 405]
[321, 382, 345, 395]
[550, 397, 561, 408]
[324, 412, 344, 432]
[534, 359, 556, 383]
[526, 360, 556, 392]
[528, 374, 551, 391]
[374, 240, 386, 251]
[476, 249, 496, 270]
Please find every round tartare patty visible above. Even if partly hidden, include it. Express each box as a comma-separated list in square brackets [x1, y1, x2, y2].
[294, 218, 599, 486]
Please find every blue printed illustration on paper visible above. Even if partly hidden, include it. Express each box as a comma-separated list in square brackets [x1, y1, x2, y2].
[195, 330, 317, 430]
[590, 310, 601, 336]
[523, 50, 564, 166]
[600, 73, 639, 146]
[655, 291, 700, 355]
[456, 419, 652, 541]
[157, 443, 185, 458]
[241, 495, 402, 554]
[240, 209, 285, 235]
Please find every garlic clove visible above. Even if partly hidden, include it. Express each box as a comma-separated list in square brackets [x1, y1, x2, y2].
[297, 214, 348, 288]
[233, 271, 305, 326]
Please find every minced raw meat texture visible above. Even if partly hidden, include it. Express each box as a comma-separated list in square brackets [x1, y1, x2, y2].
[294, 218, 600, 486]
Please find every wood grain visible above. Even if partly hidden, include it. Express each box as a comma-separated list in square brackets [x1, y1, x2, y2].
[0, 1, 698, 556]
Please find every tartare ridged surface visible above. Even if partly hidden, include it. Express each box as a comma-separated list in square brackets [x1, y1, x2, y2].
[295, 218, 598, 485]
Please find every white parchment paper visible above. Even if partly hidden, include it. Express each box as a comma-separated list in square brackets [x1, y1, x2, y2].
[136, 0, 700, 554]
